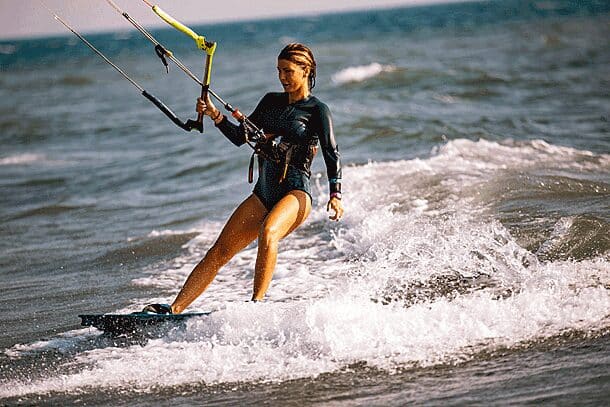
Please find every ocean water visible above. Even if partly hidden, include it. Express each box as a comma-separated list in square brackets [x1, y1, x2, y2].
[1, 0, 609, 404]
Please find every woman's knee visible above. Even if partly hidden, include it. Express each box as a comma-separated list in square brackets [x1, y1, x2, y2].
[207, 241, 234, 264]
[258, 223, 281, 247]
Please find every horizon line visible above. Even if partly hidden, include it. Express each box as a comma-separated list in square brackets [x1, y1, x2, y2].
[0, 0, 474, 41]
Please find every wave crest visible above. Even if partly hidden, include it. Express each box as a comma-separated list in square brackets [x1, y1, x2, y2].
[0, 153, 45, 166]
[331, 62, 396, 85]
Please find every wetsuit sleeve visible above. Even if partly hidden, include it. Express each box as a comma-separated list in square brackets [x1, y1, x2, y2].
[215, 94, 271, 147]
[215, 116, 246, 146]
[317, 103, 342, 195]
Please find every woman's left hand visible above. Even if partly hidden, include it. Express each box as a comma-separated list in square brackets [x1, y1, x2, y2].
[327, 197, 344, 221]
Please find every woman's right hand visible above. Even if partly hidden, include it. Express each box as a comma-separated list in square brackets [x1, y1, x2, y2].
[196, 93, 219, 118]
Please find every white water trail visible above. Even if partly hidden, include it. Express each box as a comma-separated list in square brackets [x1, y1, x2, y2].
[3, 139, 609, 398]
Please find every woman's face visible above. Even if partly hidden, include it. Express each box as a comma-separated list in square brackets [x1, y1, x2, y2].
[277, 59, 309, 94]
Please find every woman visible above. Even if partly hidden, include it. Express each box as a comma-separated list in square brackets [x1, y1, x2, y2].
[144, 43, 343, 314]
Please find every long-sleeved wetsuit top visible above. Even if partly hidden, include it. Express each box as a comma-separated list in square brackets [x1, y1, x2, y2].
[216, 92, 342, 197]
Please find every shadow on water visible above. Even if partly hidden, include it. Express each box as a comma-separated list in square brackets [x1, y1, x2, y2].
[93, 232, 200, 267]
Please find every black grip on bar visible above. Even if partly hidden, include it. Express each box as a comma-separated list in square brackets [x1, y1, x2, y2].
[185, 119, 203, 133]
[142, 90, 201, 132]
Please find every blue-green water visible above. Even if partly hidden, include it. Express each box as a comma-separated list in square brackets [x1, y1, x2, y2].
[1, 0, 609, 404]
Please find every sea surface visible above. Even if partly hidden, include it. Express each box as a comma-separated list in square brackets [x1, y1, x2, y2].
[1, 0, 609, 405]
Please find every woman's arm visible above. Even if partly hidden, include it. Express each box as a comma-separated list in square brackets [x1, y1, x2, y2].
[317, 102, 344, 221]
[214, 116, 247, 147]
[197, 93, 270, 147]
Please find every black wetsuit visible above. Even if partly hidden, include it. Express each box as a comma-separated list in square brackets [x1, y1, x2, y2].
[216, 92, 342, 210]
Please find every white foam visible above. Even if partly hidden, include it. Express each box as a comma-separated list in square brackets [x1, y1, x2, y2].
[433, 138, 609, 173]
[4, 329, 97, 359]
[331, 62, 396, 85]
[126, 227, 203, 243]
[0, 44, 16, 55]
[3, 139, 608, 398]
[3, 264, 608, 397]
[0, 153, 46, 166]
[148, 228, 202, 238]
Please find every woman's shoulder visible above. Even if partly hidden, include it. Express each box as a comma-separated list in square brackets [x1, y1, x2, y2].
[260, 92, 286, 105]
[307, 96, 332, 117]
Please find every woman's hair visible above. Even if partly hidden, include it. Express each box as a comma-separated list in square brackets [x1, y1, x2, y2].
[278, 43, 317, 90]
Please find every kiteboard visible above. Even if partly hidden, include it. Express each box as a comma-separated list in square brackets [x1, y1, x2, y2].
[79, 312, 211, 338]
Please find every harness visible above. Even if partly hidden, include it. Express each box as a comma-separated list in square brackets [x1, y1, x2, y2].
[247, 136, 318, 184]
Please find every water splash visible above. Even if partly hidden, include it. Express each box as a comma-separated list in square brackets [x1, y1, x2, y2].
[331, 63, 397, 85]
[2, 139, 608, 398]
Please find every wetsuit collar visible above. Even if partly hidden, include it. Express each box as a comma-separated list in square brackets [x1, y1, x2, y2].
[285, 92, 312, 105]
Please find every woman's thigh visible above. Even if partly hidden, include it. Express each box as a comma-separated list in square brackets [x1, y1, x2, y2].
[260, 190, 312, 240]
[214, 194, 268, 253]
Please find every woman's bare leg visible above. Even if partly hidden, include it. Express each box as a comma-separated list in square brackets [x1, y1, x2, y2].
[171, 194, 268, 313]
[252, 190, 312, 301]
